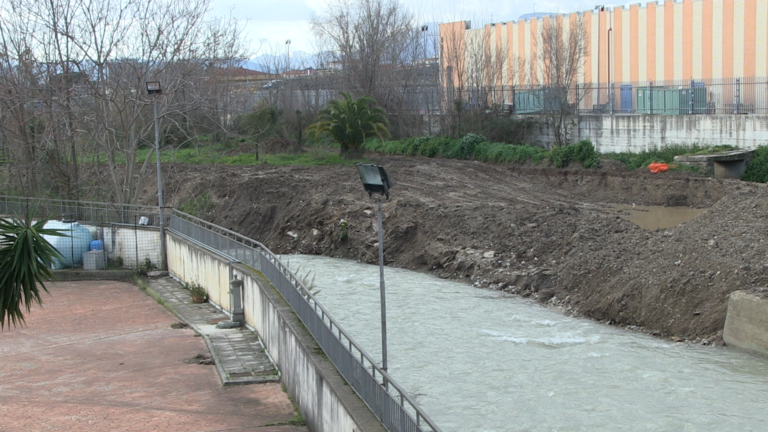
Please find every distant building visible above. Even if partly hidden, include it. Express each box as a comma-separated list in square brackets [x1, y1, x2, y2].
[283, 68, 317, 78]
[440, 0, 768, 112]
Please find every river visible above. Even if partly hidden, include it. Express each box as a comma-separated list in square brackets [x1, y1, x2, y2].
[282, 255, 768, 432]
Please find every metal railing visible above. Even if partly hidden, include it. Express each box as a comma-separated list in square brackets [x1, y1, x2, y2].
[0, 195, 161, 226]
[438, 76, 768, 116]
[168, 209, 442, 432]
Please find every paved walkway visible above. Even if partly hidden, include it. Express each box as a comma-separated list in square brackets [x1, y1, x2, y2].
[146, 276, 279, 385]
[0, 280, 307, 432]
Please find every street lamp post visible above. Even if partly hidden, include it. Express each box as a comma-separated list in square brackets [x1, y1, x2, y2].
[146, 81, 167, 270]
[355, 163, 393, 384]
[285, 39, 291, 75]
[595, 5, 604, 109]
[608, 26, 613, 114]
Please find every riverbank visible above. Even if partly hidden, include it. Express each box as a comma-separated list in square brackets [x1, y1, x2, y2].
[154, 155, 768, 343]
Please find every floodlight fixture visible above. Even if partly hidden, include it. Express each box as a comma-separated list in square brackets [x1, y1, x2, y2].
[356, 163, 393, 199]
[146, 81, 162, 95]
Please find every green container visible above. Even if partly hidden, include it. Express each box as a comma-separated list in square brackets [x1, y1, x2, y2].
[636, 86, 706, 115]
[678, 87, 707, 114]
[514, 89, 544, 114]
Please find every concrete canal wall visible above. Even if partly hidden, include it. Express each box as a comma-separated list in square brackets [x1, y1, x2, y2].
[165, 232, 385, 432]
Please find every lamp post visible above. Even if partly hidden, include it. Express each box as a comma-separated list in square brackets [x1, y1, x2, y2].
[355, 163, 393, 383]
[285, 39, 291, 75]
[608, 24, 613, 114]
[594, 5, 604, 108]
[146, 81, 167, 270]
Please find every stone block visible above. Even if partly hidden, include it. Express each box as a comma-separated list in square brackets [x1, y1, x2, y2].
[723, 290, 768, 356]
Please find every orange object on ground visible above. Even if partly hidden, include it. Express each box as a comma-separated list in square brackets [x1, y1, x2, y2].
[648, 162, 669, 173]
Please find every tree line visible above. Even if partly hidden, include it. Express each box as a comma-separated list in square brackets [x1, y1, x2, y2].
[0, 0, 588, 203]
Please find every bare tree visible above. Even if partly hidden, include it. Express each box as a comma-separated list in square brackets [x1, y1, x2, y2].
[535, 14, 588, 147]
[0, 0, 251, 203]
[310, 0, 426, 137]
[439, 20, 522, 138]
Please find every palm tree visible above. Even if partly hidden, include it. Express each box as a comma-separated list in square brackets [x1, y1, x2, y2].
[0, 214, 64, 329]
[306, 92, 390, 157]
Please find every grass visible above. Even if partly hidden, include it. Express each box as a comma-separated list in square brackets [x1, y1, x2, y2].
[98, 142, 362, 167]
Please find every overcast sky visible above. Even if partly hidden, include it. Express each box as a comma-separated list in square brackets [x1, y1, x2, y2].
[210, 0, 634, 56]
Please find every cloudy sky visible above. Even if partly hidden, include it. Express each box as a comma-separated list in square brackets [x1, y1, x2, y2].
[210, 0, 633, 56]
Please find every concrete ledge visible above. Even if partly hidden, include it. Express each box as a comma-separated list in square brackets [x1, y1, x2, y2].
[674, 149, 755, 178]
[723, 290, 768, 357]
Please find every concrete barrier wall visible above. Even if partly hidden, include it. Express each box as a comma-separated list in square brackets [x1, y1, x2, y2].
[579, 115, 768, 153]
[723, 291, 768, 357]
[527, 114, 768, 151]
[166, 233, 385, 432]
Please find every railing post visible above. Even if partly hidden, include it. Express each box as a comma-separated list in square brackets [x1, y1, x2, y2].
[735, 77, 741, 114]
[229, 275, 245, 324]
[690, 79, 694, 114]
[648, 81, 653, 115]
[610, 82, 614, 115]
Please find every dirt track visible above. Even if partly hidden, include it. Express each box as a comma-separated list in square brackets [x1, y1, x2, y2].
[157, 155, 768, 344]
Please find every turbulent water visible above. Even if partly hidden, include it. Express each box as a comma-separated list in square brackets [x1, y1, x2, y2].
[282, 255, 768, 432]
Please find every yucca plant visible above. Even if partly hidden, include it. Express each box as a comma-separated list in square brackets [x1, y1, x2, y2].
[306, 92, 390, 158]
[0, 214, 65, 329]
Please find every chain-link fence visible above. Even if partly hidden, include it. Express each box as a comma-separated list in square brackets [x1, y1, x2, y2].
[0, 195, 162, 272]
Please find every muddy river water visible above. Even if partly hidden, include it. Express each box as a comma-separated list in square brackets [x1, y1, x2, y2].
[283, 254, 768, 432]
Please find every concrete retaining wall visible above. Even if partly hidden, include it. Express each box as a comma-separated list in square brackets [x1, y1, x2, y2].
[166, 233, 385, 432]
[527, 114, 768, 151]
[723, 291, 768, 357]
[579, 115, 768, 153]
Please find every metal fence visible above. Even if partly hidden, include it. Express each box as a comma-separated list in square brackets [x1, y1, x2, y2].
[441, 76, 768, 116]
[168, 209, 442, 432]
[0, 195, 162, 226]
[0, 195, 163, 271]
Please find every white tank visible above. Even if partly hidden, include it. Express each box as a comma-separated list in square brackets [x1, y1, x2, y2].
[42, 220, 94, 269]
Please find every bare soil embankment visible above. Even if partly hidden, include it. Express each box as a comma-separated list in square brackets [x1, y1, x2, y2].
[155, 156, 768, 344]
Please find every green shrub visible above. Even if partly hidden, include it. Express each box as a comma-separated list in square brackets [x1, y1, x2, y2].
[459, 133, 487, 159]
[547, 140, 599, 168]
[417, 137, 452, 158]
[742, 145, 768, 183]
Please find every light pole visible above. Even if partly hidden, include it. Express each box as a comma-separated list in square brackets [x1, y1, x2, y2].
[608, 25, 613, 114]
[285, 39, 291, 75]
[146, 81, 167, 270]
[595, 5, 604, 109]
[355, 163, 393, 383]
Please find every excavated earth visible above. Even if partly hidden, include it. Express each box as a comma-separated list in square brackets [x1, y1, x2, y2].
[155, 155, 768, 345]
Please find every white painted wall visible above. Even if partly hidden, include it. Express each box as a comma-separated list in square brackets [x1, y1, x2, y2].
[579, 115, 768, 153]
[166, 234, 381, 432]
[527, 114, 768, 151]
[82, 224, 161, 269]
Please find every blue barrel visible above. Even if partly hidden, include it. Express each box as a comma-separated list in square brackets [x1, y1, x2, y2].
[90, 239, 104, 251]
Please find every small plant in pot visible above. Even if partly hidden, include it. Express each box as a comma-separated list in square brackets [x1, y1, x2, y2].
[188, 282, 207, 303]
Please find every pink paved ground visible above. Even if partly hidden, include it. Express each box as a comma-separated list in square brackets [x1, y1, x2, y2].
[0, 280, 307, 432]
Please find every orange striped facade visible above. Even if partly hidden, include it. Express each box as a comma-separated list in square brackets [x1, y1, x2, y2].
[439, 0, 768, 87]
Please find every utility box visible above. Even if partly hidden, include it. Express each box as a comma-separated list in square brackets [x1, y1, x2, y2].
[620, 85, 633, 113]
[83, 251, 106, 270]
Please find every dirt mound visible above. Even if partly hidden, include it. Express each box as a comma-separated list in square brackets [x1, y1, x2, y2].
[155, 156, 767, 343]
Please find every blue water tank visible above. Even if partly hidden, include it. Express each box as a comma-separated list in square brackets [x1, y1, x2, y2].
[42, 220, 94, 269]
[90, 239, 104, 251]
